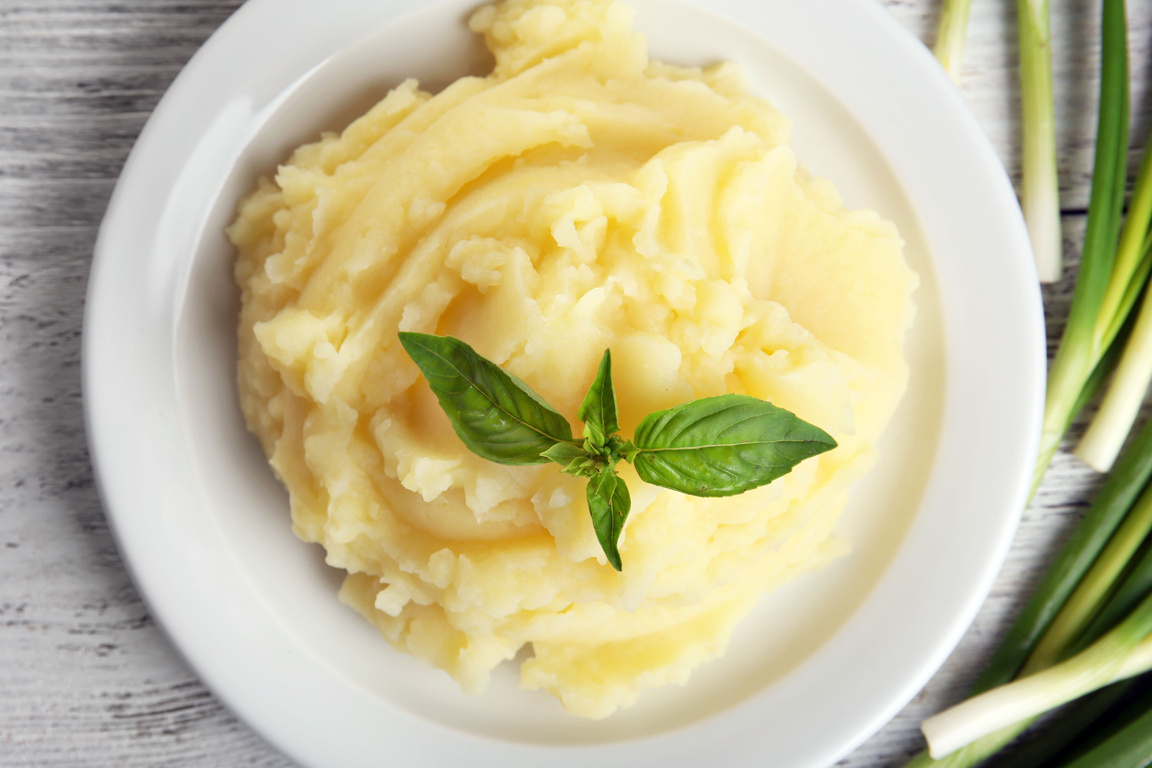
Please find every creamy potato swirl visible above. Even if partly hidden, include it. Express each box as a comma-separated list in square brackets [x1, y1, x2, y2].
[230, 0, 916, 718]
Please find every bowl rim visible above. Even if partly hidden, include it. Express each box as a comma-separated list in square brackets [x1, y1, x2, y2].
[82, 0, 1045, 766]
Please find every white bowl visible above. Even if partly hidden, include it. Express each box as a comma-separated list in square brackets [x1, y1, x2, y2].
[83, 0, 1044, 765]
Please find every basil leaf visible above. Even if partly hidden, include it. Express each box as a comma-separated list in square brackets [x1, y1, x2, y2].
[539, 442, 599, 476]
[586, 469, 631, 571]
[541, 442, 587, 466]
[577, 348, 619, 445]
[629, 394, 836, 497]
[398, 332, 574, 465]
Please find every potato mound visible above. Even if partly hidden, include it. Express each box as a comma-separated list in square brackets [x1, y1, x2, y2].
[230, 0, 916, 718]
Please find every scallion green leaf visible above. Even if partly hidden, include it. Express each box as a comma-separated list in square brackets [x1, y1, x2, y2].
[1033, 0, 1130, 493]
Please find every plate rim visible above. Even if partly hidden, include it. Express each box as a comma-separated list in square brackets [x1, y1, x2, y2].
[82, 0, 1045, 766]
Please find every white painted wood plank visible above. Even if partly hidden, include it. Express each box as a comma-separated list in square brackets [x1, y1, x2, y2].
[2, 1, 1150, 766]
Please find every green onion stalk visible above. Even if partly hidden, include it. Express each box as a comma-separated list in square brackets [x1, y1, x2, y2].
[896, 438, 1152, 763]
[934, 0, 973, 84]
[900, 5, 1152, 763]
[1075, 139, 1152, 472]
[921, 479, 1152, 757]
[1025, 482, 1152, 672]
[977, 679, 1141, 768]
[900, 415, 1152, 768]
[979, 419, 1152, 691]
[922, 587, 1152, 759]
[1078, 282, 1152, 471]
[1031, 0, 1130, 495]
[1018, 0, 1063, 284]
[1045, 681, 1152, 768]
[982, 518, 1152, 768]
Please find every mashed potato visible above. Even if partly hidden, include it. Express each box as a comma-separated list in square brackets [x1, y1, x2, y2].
[230, 0, 916, 718]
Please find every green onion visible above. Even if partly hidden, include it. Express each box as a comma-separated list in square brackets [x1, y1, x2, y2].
[1018, 0, 1063, 283]
[1024, 481, 1152, 673]
[977, 681, 1139, 768]
[1076, 137, 1152, 471]
[1045, 677, 1152, 768]
[1075, 129, 1152, 473]
[1073, 538, 1152, 657]
[1032, 0, 1129, 494]
[921, 591, 1152, 758]
[903, 725, 1031, 768]
[917, 479, 1152, 759]
[983, 500, 1152, 767]
[1077, 295, 1152, 466]
[975, 415, 1152, 693]
[899, 2, 1147, 765]
[934, 0, 972, 84]
[899, 418, 1152, 768]
[908, 418, 1152, 766]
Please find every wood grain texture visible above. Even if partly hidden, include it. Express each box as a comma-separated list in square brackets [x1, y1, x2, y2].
[0, 1, 1149, 766]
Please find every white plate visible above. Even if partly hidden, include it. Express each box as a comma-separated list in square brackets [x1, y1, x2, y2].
[83, 0, 1044, 766]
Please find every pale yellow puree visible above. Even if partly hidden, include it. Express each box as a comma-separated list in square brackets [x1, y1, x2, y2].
[229, 0, 917, 719]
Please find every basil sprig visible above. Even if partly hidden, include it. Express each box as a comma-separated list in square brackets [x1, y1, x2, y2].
[399, 332, 837, 571]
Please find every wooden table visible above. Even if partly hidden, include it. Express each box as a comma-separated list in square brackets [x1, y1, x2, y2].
[2, 1, 1150, 765]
